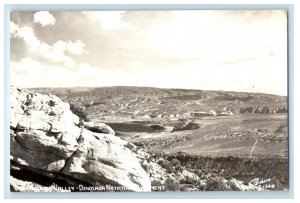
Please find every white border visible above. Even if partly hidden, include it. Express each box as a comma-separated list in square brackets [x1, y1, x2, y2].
[1, 0, 299, 202]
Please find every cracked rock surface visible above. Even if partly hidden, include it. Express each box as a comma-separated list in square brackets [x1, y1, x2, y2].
[10, 87, 151, 192]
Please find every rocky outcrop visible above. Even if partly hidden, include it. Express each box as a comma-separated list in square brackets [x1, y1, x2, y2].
[81, 121, 115, 135]
[189, 105, 287, 118]
[192, 112, 214, 117]
[10, 87, 151, 192]
[10, 87, 286, 192]
[171, 122, 201, 132]
[232, 105, 288, 114]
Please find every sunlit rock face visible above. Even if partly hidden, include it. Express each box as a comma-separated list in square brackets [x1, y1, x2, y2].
[10, 86, 151, 192]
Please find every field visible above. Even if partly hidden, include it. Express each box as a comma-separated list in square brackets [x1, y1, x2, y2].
[105, 114, 288, 189]
[115, 114, 288, 157]
[32, 86, 288, 190]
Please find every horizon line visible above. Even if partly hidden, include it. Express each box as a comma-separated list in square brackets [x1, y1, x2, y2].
[13, 85, 288, 97]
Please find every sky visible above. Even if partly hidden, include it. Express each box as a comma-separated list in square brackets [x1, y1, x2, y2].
[10, 10, 287, 95]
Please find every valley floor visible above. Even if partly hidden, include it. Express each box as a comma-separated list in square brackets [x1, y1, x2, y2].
[101, 113, 288, 190]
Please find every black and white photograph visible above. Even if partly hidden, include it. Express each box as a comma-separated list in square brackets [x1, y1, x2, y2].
[9, 10, 288, 192]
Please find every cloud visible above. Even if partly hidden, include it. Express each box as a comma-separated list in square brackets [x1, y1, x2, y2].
[10, 11, 287, 95]
[11, 59, 71, 88]
[11, 58, 109, 88]
[82, 11, 130, 30]
[10, 21, 85, 67]
[74, 63, 111, 87]
[11, 57, 42, 75]
[10, 57, 72, 87]
[129, 61, 142, 68]
[10, 55, 287, 96]
[66, 40, 85, 55]
[147, 10, 286, 64]
[34, 11, 56, 26]
[12, 24, 41, 49]
[10, 21, 19, 35]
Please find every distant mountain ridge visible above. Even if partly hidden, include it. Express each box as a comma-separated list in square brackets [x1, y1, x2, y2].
[30, 86, 287, 97]
[30, 86, 287, 120]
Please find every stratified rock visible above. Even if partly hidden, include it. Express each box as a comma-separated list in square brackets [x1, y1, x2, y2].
[237, 105, 288, 114]
[10, 87, 151, 192]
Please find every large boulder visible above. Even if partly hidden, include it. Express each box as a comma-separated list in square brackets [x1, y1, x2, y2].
[61, 129, 150, 191]
[180, 170, 201, 183]
[82, 121, 115, 135]
[10, 87, 151, 192]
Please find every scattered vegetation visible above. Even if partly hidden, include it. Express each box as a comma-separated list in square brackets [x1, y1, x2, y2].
[31, 87, 288, 191]
[155, 152, 288, 190]
[69, 102, 90, 121]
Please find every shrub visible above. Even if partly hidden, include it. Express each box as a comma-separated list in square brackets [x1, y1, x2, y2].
[164, 179, 180, 191]
[175, 165, 183, 171]
[70, 103, 90, 121]
[205, 177, 231, 191]
[151, 179, 163, 187]
[170, 158, 181, 167]
[157, 159, 175, 173]
[141, 162, 150, 171]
